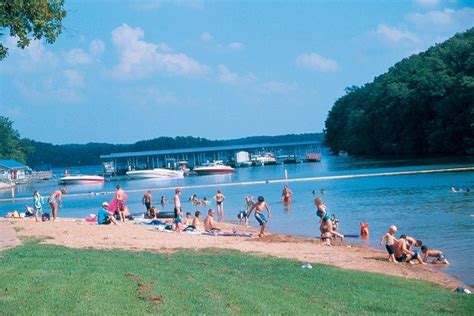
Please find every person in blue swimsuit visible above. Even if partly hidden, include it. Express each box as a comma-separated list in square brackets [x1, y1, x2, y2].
[247, 196, 271, 237]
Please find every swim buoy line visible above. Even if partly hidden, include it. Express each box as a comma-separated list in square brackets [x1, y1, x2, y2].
[1, 166, 473, 203]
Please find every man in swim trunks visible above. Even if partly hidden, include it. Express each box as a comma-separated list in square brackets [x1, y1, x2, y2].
[214, 190, 225, 222]
[394, 235, 426, 264]
[247, 196, 271, 237]
[281, 185, 293, 204]
[142, 190, 152, 212]
[174, 188, 184, 232]
[48, 187, 67, 221]
[114, 185, 127, 222]
[204, 209, 220, 232]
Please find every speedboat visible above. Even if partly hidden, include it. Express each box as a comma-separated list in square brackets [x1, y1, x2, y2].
[126, 168, 184, 180]
[193, 161, 234, 175]
[59, 175, 105, 185]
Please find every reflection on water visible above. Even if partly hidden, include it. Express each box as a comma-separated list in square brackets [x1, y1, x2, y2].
[1, 155, 473, 284]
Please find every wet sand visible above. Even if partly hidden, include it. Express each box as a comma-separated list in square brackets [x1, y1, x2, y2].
[0, 218, 466, 289]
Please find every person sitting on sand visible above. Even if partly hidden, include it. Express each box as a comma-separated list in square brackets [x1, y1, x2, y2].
[183, 212, 192, 226]
[394, 235, 425, 264]
[98, 202, 117, 225]
[421, 245, 449, 264]
[204, 209, 220, 232]
[48, 187, 67, 221]
[380, 225, 398, 262]
[146, 206, 158, 219]
[247, 196, 271, 237]
[183, 211, 201, 232]
[320, 216, 344, 245]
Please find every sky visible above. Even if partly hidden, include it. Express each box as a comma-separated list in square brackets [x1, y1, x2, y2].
[0, 0, 473, 144]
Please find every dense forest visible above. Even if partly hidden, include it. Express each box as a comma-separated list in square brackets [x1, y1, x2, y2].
[0, 117, 322, 167]
[325, 28, 474, 156]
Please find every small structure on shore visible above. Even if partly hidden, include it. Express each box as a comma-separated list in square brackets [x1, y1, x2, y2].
[0, 159, 53, 185]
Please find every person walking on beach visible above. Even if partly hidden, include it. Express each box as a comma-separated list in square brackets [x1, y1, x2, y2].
[174, 188, 183, 232]
[247, 196, 271, 237]
[33, 190, 45, 222]
[142, 190, 152, 212]
[214, 189, 225, 222]
[281, 185, 293, 204]
[48, 188, 67, 221]
[114, 185, 127, 222]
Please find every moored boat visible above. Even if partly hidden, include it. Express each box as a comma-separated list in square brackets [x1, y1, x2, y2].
[305, 153, 321, 162]
[59, 175, 105, 185]
[193, 161, 234, 175]
[126, 168, 184, 180]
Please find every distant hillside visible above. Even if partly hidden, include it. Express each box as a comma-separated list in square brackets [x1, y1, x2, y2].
[25, 133, 323, 167]
[325, 28, 474, 156]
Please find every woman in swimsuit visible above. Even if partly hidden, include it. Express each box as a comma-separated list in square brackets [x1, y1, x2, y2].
[247, 196, 271, 237]
[48, 188, 67, 221]
[314, 198, 330, 235]
[281, 185, 293, 204]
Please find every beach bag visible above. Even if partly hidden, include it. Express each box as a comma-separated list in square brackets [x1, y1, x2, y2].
[42, 213, 50, 221]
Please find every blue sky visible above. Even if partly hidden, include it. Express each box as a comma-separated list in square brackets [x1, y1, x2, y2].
[1, 0, 473, 144]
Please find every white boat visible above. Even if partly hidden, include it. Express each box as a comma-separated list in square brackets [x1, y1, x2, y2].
[59, 175, 105, 184]
[193, 161, 234, 175]
[126, 168, 184, 180]
[251, 153, 277, 166]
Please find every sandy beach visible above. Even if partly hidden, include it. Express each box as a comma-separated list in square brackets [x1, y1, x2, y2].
[0, 217, 466, 289]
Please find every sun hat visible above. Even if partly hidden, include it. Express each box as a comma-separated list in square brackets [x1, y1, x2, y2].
[102, 202, 109, 207]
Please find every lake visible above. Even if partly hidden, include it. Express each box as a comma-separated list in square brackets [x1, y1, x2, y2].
[1, 152, 473, 285]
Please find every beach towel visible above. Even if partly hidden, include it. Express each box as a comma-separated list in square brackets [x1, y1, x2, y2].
[201, 232, 253, 237]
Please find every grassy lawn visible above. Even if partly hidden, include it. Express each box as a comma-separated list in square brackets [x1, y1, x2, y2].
[0, 241, 472, 315]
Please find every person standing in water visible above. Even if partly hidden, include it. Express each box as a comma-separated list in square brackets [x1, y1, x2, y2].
[247, 196, 272, 237]
[48, 187, 67, 221]
[281, 185, 293, 204]
[214, 189, 225, 222]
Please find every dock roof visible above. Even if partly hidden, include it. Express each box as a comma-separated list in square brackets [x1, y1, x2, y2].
[0, 159, 28, 169]
[100, 140, 321, 159]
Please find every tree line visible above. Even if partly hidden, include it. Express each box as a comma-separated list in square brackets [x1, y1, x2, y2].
[0, 117, 322, 167]
[325, 28, 474, 156]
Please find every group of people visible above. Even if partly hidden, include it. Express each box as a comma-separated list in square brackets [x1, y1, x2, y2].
[380, 225, 449, 265]
[24, 188, 67, 222]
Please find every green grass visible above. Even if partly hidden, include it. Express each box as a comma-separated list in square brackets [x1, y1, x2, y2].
[0, 242, 472, 315]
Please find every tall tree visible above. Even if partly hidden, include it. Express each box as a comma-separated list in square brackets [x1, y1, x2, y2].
[0, 116, 32, 163]
[0, 0, 66, 60]
[325, 28, 474, 156]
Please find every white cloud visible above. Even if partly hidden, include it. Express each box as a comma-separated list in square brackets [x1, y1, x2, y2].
[228, 42, 243, 50]
[66, 48, 92, 65]
[375, 24, 419, 43]
[296, 53, 339, 72]
[63, 69, 84, 87]
[111, 23, 208, 79]
[200, 32, 213, 42]
[407, 8, 474, 27]
[217, 64, 256, 85]
[89, 39, 105, 55]
[415, 0, 439, 6]
[258, 81, 298, 94]
[3, 37, 58, 72]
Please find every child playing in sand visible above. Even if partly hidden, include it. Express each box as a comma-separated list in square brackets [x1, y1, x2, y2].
[421, 245, 450, 264]
[380, 225, 398, 262]
[247, 196, 271, 237]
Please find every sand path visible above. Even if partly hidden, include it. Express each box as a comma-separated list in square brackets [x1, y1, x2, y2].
[0, 218, 465, 289]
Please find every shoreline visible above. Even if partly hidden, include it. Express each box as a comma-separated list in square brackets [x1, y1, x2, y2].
[0, 217, 468, 290]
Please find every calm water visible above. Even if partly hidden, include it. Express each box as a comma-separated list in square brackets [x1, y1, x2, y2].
[1, 153, 473, 285]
